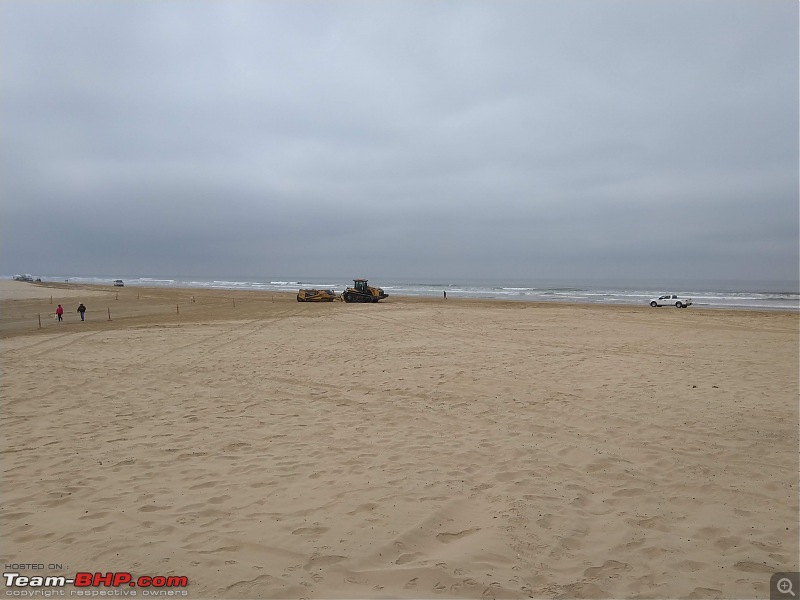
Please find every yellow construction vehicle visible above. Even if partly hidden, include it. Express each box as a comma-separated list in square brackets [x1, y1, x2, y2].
[342, 279, 389, 303]
[296, 289, 338, 302]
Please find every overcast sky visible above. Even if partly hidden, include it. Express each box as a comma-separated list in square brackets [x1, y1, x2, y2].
[1, 1, 797, 285]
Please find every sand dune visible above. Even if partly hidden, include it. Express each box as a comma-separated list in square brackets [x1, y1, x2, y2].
[1, 282, 797, 598]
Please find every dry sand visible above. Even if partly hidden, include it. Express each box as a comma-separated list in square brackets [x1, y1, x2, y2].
[1, 281, 798, 598]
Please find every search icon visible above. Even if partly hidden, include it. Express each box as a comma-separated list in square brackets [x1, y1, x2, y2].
[778, 577, 796, 597]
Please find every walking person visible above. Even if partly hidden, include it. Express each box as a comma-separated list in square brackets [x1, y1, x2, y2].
[77, 303, 86, 321]
[55, 304, 64, 321]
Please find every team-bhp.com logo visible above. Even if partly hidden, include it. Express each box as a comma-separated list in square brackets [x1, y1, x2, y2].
[3, 572, 189, 596]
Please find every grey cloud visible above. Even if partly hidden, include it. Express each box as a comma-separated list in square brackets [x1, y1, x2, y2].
[1, 0, 797, 284]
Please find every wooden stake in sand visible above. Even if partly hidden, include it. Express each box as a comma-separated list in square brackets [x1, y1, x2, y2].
[116, 293, 118, 300]
[50, 296, 53, 304]
[38, 314, 42, 329]
[137, 291, 140, 300]
[108, 308, 112, 321]
[177, 304, 180, 314]
[233, 298, 236, 308]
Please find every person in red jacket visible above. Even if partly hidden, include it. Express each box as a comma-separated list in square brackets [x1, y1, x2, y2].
[55, 304, 64, 321]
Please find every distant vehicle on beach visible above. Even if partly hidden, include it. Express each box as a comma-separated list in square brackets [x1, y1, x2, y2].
[297, 289, 336, 302]
[13, 274, 35, 282]
[650, 294, 692, 308]
[342, 279, 389, 303]
[113, 280, 124, 287]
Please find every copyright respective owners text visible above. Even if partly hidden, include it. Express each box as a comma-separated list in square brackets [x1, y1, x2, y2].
[2, 564, 189, 597]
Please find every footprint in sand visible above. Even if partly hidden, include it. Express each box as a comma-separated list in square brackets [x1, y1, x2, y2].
[435, 528, 479, 543]
[404, 577, 418, 589]
[752, 540, 784, 552]
[671, 560, 706, 573]
[222, 574, 274, 596]
[137, 505, 169, 513]
[395, 553, 423, 565]
[304, 555, 346, 568]
[733, 561, 775, 573]
[583, 559, 632, 580]
[713, 536, 742, 550]
[687, 587, 723, 599]
[537, 515, 553, 529]
[612, 487, 647, 497]
[223, 442, 252, 451]
[291, 526, 328, 536]
[347, 503, 378, 515]
[189, 481, 219, 490]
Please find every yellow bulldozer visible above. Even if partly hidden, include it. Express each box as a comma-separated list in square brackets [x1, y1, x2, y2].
[342, 279, 389, 303]
[296, 288, 337, 302]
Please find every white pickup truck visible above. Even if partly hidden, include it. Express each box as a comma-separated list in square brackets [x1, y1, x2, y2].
[650, 294, 692, 308]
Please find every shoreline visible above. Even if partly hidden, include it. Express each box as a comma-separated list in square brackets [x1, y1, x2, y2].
[5, 276, 798, 312]
[2, 280, 798, 340]
[2, 279, 798, 340]
[2, 279, 797, 315]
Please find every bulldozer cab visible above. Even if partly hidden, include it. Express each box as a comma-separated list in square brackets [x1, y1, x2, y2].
[342, 279, 388, 303]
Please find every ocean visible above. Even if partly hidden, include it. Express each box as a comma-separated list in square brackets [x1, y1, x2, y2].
[10, 274, 799, 311]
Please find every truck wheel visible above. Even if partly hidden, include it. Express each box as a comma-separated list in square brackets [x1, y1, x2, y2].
[650, 301, 657, 307]
[675, 302, 683, 308]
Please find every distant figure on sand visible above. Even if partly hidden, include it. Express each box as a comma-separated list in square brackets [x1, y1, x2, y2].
[443, 290, 447, 300]
[77, 303, 86, 321]
[56, 304, 64, 321]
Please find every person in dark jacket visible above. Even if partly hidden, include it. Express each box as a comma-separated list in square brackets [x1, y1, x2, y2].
[77, 303, 86, 321]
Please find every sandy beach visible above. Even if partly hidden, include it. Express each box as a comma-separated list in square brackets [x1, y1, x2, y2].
[1, 280, 798, 599]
